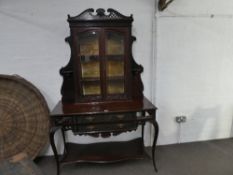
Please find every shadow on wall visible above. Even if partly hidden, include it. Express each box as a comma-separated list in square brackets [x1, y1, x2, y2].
[181, 106, 222, 142]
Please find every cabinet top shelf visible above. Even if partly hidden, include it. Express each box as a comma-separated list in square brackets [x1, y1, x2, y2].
[51, 96, 157, 117]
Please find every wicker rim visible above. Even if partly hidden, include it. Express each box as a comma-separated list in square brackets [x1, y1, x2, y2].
[0, 75, 49, 161]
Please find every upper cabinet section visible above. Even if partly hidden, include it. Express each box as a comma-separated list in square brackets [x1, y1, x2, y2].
[60, 9, 144, 107]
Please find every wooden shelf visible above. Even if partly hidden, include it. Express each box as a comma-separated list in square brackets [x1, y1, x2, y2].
[60, 138, 144, 165]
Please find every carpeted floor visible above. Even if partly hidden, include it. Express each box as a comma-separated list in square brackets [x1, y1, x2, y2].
[36, 138, 233, 175]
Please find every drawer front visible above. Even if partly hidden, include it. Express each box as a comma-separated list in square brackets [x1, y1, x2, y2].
[77, 113, 136, 124]
[75, 122, 138, 133]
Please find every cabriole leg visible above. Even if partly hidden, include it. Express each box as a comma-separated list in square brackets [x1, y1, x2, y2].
[50, 127, 60, 175]
[152, 120, 159, 172]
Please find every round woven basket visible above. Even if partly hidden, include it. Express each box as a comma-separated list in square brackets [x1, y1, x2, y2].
[0, 75, 49, 161]
[0, 155, 44, 175]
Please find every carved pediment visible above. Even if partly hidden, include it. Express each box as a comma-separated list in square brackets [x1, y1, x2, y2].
[68, 8, 133, 22]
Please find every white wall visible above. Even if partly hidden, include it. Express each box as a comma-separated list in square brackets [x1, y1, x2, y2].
[156, 0, 233, 144]
[0, 0, 155, 155]
[2, 0, 233, 154]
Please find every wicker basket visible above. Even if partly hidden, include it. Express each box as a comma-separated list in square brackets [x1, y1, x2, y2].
[0, 75, 49, 161]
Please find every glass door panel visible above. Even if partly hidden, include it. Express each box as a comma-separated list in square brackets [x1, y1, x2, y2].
[78, 31, 100, 79]
[81, 56, 100, 78]
[106, 31, 126, 96]
[77, 30, 101, 97]
[107, 80, 125, 94]
[79, 31, 99, 56]
[82, 82, 101, 96]
[106, 32, 124, 56]
[106, 31, 125, 78]
[107, 58, 124, 77]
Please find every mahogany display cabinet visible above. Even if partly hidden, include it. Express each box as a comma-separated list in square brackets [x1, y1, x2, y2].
[49, 8, 159, 175]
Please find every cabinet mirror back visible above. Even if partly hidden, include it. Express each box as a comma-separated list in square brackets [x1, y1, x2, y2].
[60, 8, 144, 110]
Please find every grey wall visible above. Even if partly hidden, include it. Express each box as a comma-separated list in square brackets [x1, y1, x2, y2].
[0, 0, 155, 155]
[156, 0, 233, 144]
[1, 0, 233, 155]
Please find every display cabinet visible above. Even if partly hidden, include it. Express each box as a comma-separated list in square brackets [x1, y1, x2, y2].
[60, 8, 144, 108]
[49, 8, 159, 175]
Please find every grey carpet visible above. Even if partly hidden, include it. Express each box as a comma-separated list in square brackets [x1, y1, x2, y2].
[37, 138, 233, 175]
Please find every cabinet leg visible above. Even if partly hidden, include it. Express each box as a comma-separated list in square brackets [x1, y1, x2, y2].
[61, 129, 67, 155]
[50, 127, 60, 175]
[152, 121, 159, 172]
[141, 124, 145, 150]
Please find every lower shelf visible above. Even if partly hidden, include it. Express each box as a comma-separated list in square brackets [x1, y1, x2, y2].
[60, 138, 145, 165]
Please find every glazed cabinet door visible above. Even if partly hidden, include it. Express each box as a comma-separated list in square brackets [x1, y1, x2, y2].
[74, 28, 130, 102]
[75, 29, 102, 101]
[105, 29, 130, 100]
